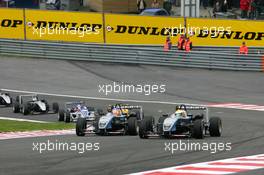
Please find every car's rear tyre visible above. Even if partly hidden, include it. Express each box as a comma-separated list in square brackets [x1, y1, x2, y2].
[13, 102, 20, 113]
[209, 117, 222, 137]
[58, 109, 65, 121]
[94, 117, 106, 136]
[96, 109, 104, 116]
[139, 116, 154, 139]
[192, 119, 205, 139]
[157, 116, 166, 134]
[65, 111, 71, 123]
[23, 104, 30, 115]
[76, 117, 86, 136]
[127, 117, 138, 135]
[52, 102, 59, 113]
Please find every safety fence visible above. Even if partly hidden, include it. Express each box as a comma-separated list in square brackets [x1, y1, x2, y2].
[0, 39, 263, 72]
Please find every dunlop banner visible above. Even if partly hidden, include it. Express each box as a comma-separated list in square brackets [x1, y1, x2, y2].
[186, 18, 264, 47]
[105, 14, 184, 45]
[25, 10, 104, 43]
[0, 8, 24, 39]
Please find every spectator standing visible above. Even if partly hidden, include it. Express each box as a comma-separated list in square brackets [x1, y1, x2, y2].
[222, 0, 228, 12]
[163, 0, 172, 15]
[249, 0, 257, 19]
[183, 37, 192, 52]
[164, 36, 172, 52]
[239, 42, 249, 55]
[177, 34, 185, 50]
[137, 0, 146, 13]
[200, 0, 209, 9]
[151, 0, 160, 8]
[240, 0, 250, 18]
[213, 0, 222, 17]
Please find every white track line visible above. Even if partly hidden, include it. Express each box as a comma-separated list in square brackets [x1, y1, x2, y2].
[1, 89, 264, 111]
[2, 88, 264, 112]
[1, 88, 198, 106]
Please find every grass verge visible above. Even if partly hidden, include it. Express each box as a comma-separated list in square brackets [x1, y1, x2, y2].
[0, 119, 74, 132]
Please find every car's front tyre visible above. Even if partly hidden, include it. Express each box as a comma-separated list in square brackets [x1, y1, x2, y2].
[76, 117, 86, 136]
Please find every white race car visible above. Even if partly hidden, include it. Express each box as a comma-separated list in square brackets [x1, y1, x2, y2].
[58, 101, 102, 123]
[0, 92, 12, 107]
[13, 94, 59, 115]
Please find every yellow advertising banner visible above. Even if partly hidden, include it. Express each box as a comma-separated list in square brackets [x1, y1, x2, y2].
[105, 14, 184, 45]
[0, 8, 24, 39]
[25, 10, 104, 43]
[186, 18, 264, 47]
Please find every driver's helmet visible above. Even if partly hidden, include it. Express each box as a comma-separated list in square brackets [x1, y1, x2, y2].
[112, 108, 121, 116]
[175, 110, 187, 117]
[82, 106, 87, 110]
[175, 105, 180, 111]
[32, 96, 38, 101]
[122, 108, 129, 115]
[107, 105, 112, 112]
[76, 104, 81, 111]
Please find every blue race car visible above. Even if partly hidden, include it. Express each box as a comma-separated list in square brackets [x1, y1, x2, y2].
[139, 104, 222, 139]
[76, 104, 143, 136]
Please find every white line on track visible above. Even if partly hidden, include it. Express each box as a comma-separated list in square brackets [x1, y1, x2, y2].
[2, 88, 264, 112]
[0, 88, 202, 105]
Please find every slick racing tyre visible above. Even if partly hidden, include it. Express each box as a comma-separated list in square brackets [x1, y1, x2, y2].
[22, 104, 30, 115]
[65, 111, 71, 123]
[127, 117, 138, 136]
[139, 116, 154, 139]
[209, 117, 222, 137]
[58, 109, 65, 122]
[192, 119, 205, 139]
[94, 117, 105, 136]
[157, 116, 166, 134]
[76, 117, 86, 136]
[96, 109, 104, 116]
[13, 102, 20, 113]
[52, 102, 59, 113]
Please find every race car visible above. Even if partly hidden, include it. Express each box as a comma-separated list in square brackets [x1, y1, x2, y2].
[76, 103, 143, 136]
[139, 104, 222, 139]
[0, 91, 12, 107]
[58, 101, 103, 123]
[13, 94, 59, 115]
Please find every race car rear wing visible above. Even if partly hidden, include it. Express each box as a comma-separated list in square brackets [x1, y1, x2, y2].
[17, 94, 38, 104]
[65, 101, 85, 105]
[182, 105, 209, 122]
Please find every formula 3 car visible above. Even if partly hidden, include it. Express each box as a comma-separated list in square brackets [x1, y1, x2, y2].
[13, 94, 59, 115]
[58, 101, 103, 123]
[139, 104, 222, 139]
[0, 91, 12, 107]
[76, 104, 143, 136]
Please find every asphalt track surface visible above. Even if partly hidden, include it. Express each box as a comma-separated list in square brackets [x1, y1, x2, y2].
[0, 56, 264, 175]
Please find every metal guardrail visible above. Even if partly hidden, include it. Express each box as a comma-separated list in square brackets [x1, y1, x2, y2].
[0, 39, 263, 72]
